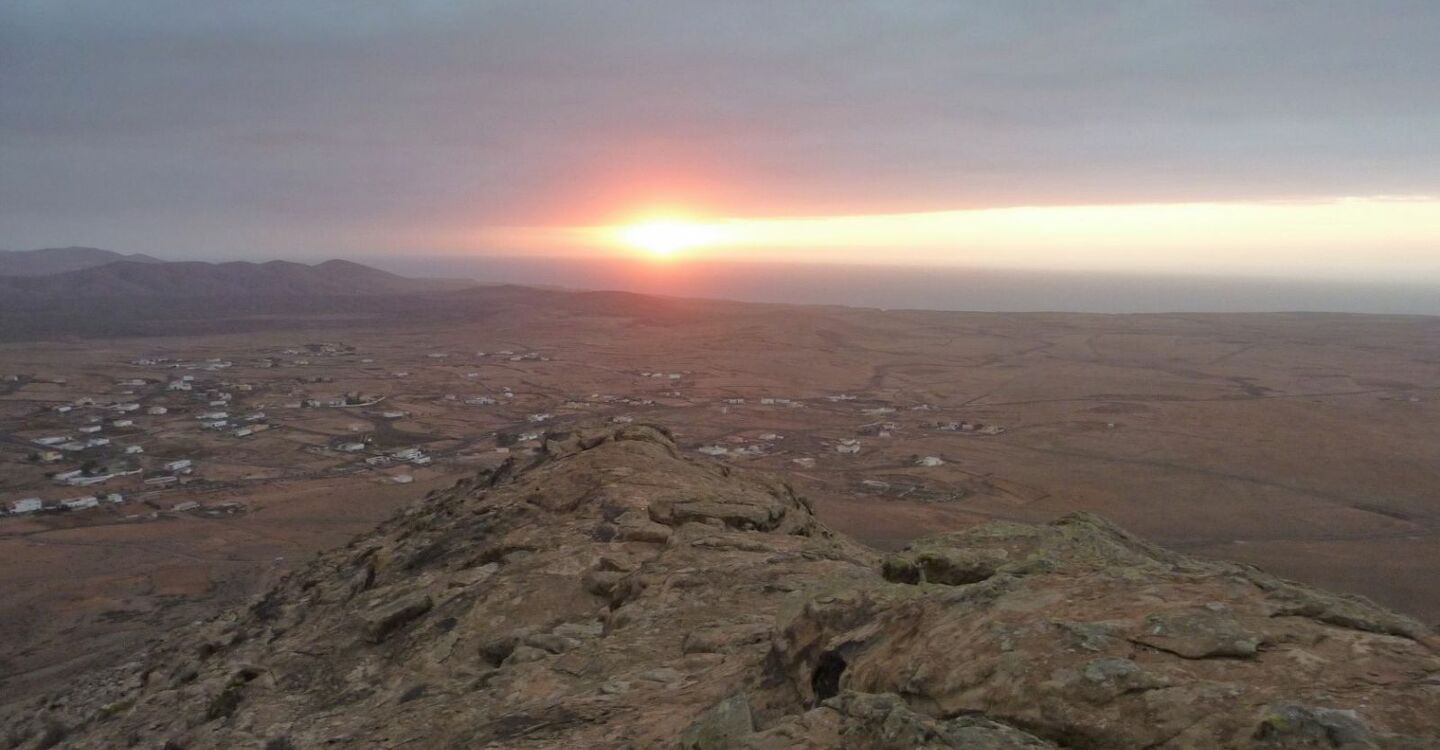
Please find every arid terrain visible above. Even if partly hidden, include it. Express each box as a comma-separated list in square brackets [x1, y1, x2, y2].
[2, 287, 1438, 706]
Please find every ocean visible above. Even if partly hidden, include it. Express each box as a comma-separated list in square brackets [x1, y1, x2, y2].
[362, 256, 1440, 316]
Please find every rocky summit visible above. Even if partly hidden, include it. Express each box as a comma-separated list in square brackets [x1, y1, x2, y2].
[4, 425, 1438, 749]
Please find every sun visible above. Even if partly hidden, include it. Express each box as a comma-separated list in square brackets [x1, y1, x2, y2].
[619, 219, 719, 258]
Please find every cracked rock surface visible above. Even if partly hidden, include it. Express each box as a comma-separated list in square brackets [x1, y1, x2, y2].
[3, 425, 1437, 749]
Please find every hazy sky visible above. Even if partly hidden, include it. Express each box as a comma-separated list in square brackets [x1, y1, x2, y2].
[3, 1, 1439, 279]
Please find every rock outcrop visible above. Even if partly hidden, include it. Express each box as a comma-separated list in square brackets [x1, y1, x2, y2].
[3, 425, 1437, 749]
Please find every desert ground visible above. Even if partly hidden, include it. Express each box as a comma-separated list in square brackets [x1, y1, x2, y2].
[1, 293, 1438, 700]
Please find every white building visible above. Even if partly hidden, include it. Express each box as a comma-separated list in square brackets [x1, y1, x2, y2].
[916, 456, 945, 467]
[78, 425, 103, 434]
[164, 459, 193, 473]
[9, 498, 43, 514]
[61, 496, 99, 510]
[391, 474, 415, 484]
[33, 436, 69, 446]
[112, 419, 134, 427]
[338, 441, 367, 452]
[105, 493, 124, 504]
[124, 445, 144, 454]
[147, 406, 169, 415]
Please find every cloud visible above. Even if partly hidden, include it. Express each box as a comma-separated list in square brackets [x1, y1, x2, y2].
[2, 1, 1439, 258]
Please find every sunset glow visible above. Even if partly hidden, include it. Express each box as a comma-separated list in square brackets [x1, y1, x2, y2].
[617, 219, 726, 259]
[546, 196, 1440, 280]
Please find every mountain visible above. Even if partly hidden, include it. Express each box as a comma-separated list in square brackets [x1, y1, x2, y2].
[6, 425, 1436, 749]
[0, 246, 163, 276]
[0, 257, 465, 303]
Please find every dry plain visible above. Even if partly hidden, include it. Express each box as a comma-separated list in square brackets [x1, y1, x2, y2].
[1, 292, 1438, 701]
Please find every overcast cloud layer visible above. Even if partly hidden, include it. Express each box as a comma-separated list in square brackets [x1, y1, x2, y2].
[3, 1, 1439, 258]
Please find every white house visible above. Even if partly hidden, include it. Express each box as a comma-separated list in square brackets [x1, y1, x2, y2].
[164, 459, 193, 473]
[338, 441, 366, 452]
[171, 501, 200, 512]
[147, 406, 169, 415]
[61, 496, 99, 510]
[38, 450, 63, 463]
[59, 441, 86, 452]
[112, 419, 134, 428]
[916, 456, 945, 467]
[9, 498, 43, 514]
[391, 474, 415, 484]
[85, 437, 110, 447]
[34, 436, 69, 446]
[124, 445, 144, 455]
[78, 425, 103, 434]
[53, 469, 84, 482]
[114, 403, 140, 413]
[105, 493, 125, 504]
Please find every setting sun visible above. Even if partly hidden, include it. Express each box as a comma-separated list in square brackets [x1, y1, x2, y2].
[618, 219, 721, 258]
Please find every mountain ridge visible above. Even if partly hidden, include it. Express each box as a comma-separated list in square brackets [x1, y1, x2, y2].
[0, 247, 163, 276]
[2, 424, 1436, 748]
[0, 256, 467, 302]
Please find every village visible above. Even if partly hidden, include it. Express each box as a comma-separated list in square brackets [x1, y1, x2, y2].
[0, 336, 1014, 527]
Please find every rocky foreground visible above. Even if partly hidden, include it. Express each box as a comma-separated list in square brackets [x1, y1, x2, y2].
[4, 425, 1438, 749]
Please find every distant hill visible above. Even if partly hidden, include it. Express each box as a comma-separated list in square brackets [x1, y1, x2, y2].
[0, 257, 468, 302]
[0, 246, 163, 276]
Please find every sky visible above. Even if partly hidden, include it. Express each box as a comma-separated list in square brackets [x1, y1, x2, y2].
[3, 1, 1440, 282]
